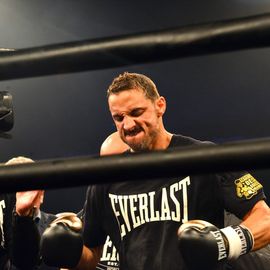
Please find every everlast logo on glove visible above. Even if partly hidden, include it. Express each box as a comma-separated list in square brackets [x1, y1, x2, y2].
[210, 230, 227, 260]
[233, 226, 248, 255]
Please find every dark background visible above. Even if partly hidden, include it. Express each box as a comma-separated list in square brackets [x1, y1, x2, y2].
[0, 0, 270, 213]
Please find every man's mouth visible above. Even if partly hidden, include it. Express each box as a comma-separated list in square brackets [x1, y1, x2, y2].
[124, 127, 143, 137]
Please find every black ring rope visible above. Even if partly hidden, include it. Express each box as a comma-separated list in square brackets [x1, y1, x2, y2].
[0, 13, 270, 80]
[1, 138, 270, 193]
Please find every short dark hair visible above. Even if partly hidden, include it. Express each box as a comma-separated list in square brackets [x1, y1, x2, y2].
[107, 72, 160, 101]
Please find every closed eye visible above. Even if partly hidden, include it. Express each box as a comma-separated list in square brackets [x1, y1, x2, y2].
[130, 108, 144, 117]
[113, 114, 124, 122]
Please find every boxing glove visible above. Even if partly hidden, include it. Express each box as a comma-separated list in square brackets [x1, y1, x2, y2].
[177, 220, 254, 270]
[40, 212, 83, 268]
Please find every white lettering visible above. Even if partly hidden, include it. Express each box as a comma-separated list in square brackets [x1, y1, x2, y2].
[129, 195, 140, 228]
[118, 195, 131, 235]
[0, 200, 5, 247]
[160, 188, 171, 220]
[180, 176, 190, 223]
[138, 193, 149, 224]
[109, 194, 126, 238]
[234, 226, 247, 255]
[211, 231, 227, 260]
[109, 177, 191, 238]
[170, 183, 180, 221]
[149, 191, 160, 222]
[100, 236, 113, 261]
[100, 235, 119, 265]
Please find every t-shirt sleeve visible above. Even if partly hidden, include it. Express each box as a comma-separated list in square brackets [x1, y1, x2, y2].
[83, 185, 107, 248]
[218, 171, 266, 219]
[4, 193, 16, 251]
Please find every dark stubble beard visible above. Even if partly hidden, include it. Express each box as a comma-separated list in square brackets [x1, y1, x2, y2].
[126, 129, 159, 152]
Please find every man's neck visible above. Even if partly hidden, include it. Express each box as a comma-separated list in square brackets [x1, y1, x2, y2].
[153, 131, 173, 150]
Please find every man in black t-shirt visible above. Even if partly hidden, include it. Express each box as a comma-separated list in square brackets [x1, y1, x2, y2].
[41, 72, 270, 270]
[101, 132, 270, 270]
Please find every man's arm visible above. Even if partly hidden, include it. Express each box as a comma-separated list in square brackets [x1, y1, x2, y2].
[224, 204, 270, 270]
[69, 132, 124, 270]
[241, 200, 270, 250]
[178, 199, 270, 269]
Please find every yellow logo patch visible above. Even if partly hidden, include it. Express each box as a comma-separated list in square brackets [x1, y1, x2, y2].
[235, 174, 262, 200]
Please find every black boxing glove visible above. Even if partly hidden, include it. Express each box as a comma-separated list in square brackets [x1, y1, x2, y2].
[40, 212, 83, 269]
[177, 220, 254, 270]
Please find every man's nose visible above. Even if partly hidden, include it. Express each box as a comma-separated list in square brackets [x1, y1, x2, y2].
[123, 116, 136, 130]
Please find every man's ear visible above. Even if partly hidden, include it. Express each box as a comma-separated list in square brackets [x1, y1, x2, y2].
[156, 96, 166, 117]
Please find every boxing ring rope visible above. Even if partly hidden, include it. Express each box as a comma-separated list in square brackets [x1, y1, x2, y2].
[1, 137, 270, 193]
[1, 13, 270, 80]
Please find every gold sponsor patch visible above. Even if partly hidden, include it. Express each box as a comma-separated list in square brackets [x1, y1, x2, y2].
[235, 174, 262, 200]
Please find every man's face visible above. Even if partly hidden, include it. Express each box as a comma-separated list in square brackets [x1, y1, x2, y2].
[108, 88, 164, 151]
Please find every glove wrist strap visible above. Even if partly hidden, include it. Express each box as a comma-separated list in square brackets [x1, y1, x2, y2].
[238, 224, 254, 252]
[220, 225, 254, 260]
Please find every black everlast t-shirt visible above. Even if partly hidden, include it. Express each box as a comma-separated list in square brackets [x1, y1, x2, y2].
[83, 134, 266, 270]
[0, 193, 15, 269]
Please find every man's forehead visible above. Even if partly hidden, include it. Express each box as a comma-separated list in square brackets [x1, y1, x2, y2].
[109, 89, 147, 104]
[109, 88, 144, 98]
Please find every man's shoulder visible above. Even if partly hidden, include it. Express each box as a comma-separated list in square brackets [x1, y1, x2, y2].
[171, 134, 214, 148]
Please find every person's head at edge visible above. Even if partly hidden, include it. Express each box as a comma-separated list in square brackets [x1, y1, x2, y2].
[5, 156, 44, 215]
[107, 72, 172, 152]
